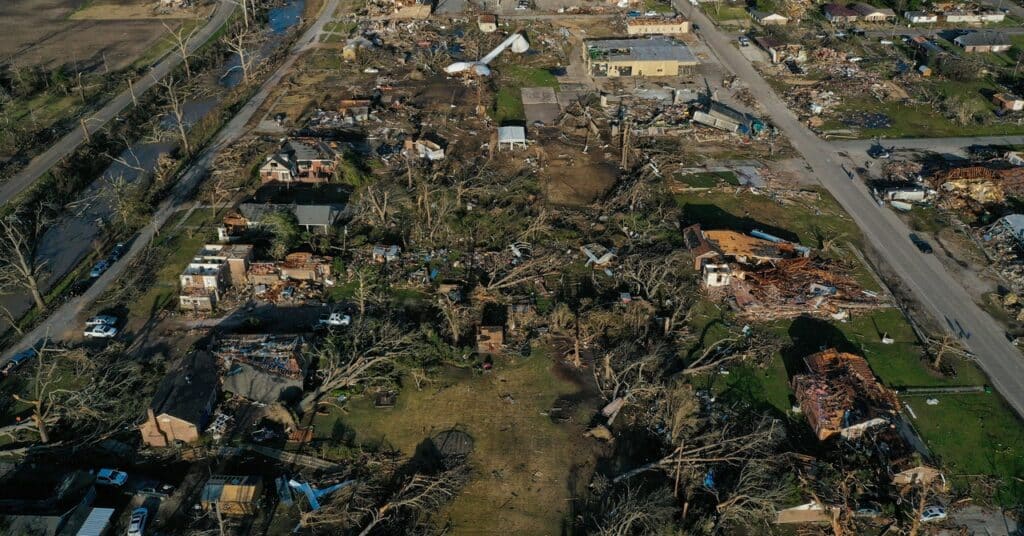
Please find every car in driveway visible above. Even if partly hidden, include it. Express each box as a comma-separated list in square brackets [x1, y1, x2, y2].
[315, 312, 352, 330]
[84, 324, 118, 339]
[89, 259, 110, 278]
[96, 468, 128, 486]
[920, 505, 946, 523]
[909, 233, 934, 254]
[738, 35, 751, 47]
[127, 507, 148, 536]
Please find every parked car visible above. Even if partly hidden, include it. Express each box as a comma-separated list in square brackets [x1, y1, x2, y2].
[96, 468, 128, 486]
[868, 144, 891, 159]
[316, 313, 352, 329]
[127, 507, 148, 536]
[85, 315, 118, 327]
[1, 347, 38, 377]
[738, 36, 751, 47]
[84, 324, 118, 339]
[138, 484, 175, 498]
[909, 233, 934, 254]
[89, 260, 110, 278]
[920, 505, 947, 523]
[109, 243, 127, 261]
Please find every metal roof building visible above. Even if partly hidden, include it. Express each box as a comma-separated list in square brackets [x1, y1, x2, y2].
[586, 37, 698, 77]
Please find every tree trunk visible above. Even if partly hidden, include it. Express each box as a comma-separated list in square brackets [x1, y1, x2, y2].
[29, 280, 46, 312]
[34, 406, 49, 443]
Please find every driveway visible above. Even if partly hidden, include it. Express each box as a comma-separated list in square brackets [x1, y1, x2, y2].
[675, 0, 1024, 419]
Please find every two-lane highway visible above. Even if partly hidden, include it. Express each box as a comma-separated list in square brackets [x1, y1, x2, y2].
[2, 0, 341, 362]
[0, 0, 234, 207]
[680, 1, 1024, 418]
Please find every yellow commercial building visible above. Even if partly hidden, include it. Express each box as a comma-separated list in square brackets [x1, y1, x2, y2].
[586, 37, 699, 77]
[625, 16, 691, 35]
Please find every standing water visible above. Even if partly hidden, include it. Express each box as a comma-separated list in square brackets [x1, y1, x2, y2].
[221, 0, 306, 88]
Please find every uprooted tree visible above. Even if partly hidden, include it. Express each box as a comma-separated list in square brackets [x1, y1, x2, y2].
[300, 320, 418, 412]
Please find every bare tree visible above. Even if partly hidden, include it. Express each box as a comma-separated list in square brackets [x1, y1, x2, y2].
[300, 321, 417, 411]
[163, 22, 199, 80]
[355, 466, 469, 536]
[222, 28, 255, 84]
[0, 213, 49, 311]
[162, 77, 192, 156]
[103, 175, 146, 233]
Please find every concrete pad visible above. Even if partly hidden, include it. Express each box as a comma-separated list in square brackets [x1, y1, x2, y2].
[522, 87, 561, 124]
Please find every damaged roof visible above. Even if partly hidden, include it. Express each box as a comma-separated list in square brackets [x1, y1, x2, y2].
[148, 351, 219, 425]
[586, 37, 698, 64]
[792, 349, 899, 441]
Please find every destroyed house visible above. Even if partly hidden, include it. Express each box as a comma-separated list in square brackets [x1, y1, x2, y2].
[200, 475, 262, 517]
[139, 351, 219, 447]
[703, 230, 793, 265]
[179, 244, 253, 312]
[279, 252, 333, 283]
[792, 349, 899, 441]
[214, 334, 306, 403]
[586, 37, 699, 77]
[682, 223, 722, 270]
[213, 334, 304, 378]
[933, 166, 1024, 204]
[870, 428, 945, 488]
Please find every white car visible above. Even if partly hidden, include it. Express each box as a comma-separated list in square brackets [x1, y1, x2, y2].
[920, 506, 947, 523]
[85, 315, 118, 327]
[127, 507, 148, 536]
[96, 468, 128, 486]
[316, 313, 352, 328]
[84, 324, 118, 339]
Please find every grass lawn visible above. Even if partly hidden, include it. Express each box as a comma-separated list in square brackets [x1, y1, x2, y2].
[492, 87, 525, 124]
[675, 171, 740, 188]
[644, 0, 675, 14]
[674, 187, 863, 250]
[704, 4, 749, 22]
[912, 393, 1024, 505]
[829, 78, 1024, 138]
[126, 209, 218, 321]
[314, 349, 602, 534]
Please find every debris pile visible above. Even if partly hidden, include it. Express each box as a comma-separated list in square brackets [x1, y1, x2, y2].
[792, 349, 900, 441]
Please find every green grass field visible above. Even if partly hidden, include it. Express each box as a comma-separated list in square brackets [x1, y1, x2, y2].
[314, 348, 600, 534]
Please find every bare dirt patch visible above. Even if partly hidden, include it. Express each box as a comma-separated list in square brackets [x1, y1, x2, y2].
[537, 131, 619, 206]
[0, 0, 197, 70]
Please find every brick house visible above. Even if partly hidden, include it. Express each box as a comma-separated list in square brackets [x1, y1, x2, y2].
[139, 351, 219, 447]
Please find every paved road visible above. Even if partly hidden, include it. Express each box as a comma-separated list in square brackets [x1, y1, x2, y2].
[0, 0, 234, 208]
[683, 2, 1024, 418]
[833, 135, 1024, 156]
[1, 0, 340, 360]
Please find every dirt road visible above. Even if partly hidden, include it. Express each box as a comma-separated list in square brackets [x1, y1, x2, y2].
[678, 1, 1024, 419]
